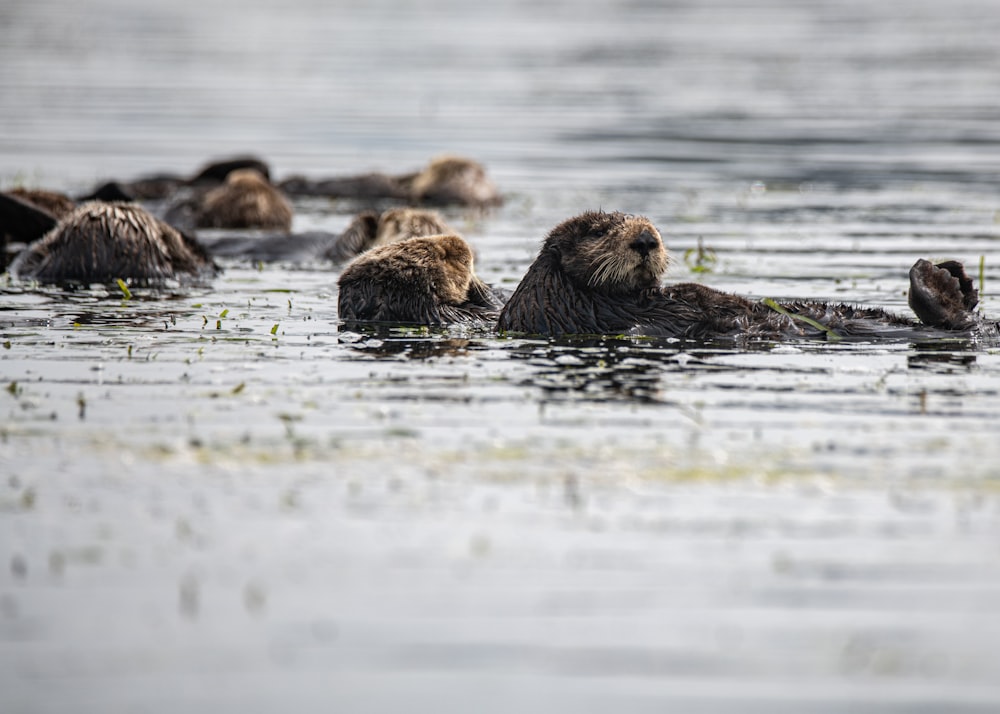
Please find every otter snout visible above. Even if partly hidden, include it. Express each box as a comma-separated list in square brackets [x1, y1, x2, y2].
[630, 230, 659, 257]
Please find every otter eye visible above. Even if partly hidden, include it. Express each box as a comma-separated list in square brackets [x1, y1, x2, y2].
[590, 225, 607, 238]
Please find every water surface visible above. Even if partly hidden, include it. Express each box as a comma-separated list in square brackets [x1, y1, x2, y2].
[2, 0, 1000, 712]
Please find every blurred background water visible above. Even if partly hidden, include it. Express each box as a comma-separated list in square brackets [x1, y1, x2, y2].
[2, 0, 1000, 712]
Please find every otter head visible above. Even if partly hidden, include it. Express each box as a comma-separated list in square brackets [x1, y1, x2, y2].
[221, 168, 270, 190]
[410, 156, 500, 206]
[544, 210, 668, 294]
[373, 208, 454, 248]
[422, 234, 475, 304]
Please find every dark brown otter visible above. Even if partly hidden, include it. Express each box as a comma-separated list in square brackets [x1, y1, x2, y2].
[9, 202, 218, 285]
[279, 155, 501, 208]
[83, 156, 272, 202]
[321, 207, 455, 262]
[497, 210, 985, 340]
[5, 188, 76, 219]
[337, 234, 504, 326]
[2, 192, 59, 268]
[2, 191, 64, 271]
[278, 173, 412, 202]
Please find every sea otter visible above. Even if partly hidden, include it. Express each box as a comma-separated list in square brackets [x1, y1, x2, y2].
[4, 188, 76, 219]
[496, 210, 987, 340]
[406, 156, 502, 207]
[337, 234, 505, 326]
[182, 168, 294, 231]
[321, 207, 456, 262]
[2, 191, 65, 271]
[83, 156, 272, 202]
[196, 207, 454, 264]
[2, 191, 58, 261]
[279, 156, 502, 208]
[9, 201, 218, 285]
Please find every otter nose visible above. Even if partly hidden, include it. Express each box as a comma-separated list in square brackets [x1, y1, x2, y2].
[630, 230, 659, 257]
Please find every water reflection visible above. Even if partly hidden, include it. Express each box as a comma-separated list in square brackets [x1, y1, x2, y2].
[907, 341, 978, 372]
[338, 327, 477, 360]
[508, 337, 685, 404]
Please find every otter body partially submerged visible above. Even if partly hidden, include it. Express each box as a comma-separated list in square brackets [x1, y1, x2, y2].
[4, 188, 76, 220]
[280, 156, 502, 208]
[84, 156, 273, 203]
[198, 207, 454, 264]
[190, 168, 293, 231]
[9, 202, 218, 285]
[497, 211, 989, 341]
[337, 234, 504, 326]
[321, 207, 456, 263]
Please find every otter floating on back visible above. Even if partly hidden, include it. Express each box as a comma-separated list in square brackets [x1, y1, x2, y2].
[197, 207, 455, 264]
[83, 156, 273, 203]
[337, 234, 505, 326]
[320, 207, 456, 263]
[280, 156, 502, 208]
[9, 202, 218, 286]
[496, 211, 989, 340]
[183, 168, 293, 232]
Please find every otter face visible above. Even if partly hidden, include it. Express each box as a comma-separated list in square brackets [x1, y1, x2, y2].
[547, 211, 668, 294]
[374, 208, 454, 247]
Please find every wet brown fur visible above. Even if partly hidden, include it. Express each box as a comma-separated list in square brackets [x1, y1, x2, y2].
[10, 202, 218, 285]
[338, 234, 503, 325]
[497, 211, 978, 340]
[407, 156, 502, 207]
[6, 188, 76, 219]
[85, 156, 273, 202]
[279, 155, 501, 207]
[322, 208, 455, 263]
[195, 169, 293, 231]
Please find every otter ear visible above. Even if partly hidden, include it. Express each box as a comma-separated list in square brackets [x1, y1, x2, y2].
[544, 214, 590, 253]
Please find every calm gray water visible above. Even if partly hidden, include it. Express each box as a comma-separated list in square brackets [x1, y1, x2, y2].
[3, 0, 1000, 712]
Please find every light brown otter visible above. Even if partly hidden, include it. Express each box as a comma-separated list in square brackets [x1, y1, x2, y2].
[337, 234, 504, 326]
[279, 155, 502, 208]
[190, 168, 293, 231]
[405, 156, 502, 207]
[9, 202, 218, 285]
[496, 210, 987, 340]
[322, 207, 456, 262]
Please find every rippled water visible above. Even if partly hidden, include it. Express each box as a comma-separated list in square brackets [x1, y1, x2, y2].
[3, 0, 1000, 712]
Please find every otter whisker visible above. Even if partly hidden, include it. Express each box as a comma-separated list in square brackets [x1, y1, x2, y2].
[588, 253, 619, 288]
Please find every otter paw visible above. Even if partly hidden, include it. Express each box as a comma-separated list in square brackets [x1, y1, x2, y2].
[908, 258, 979, 329]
